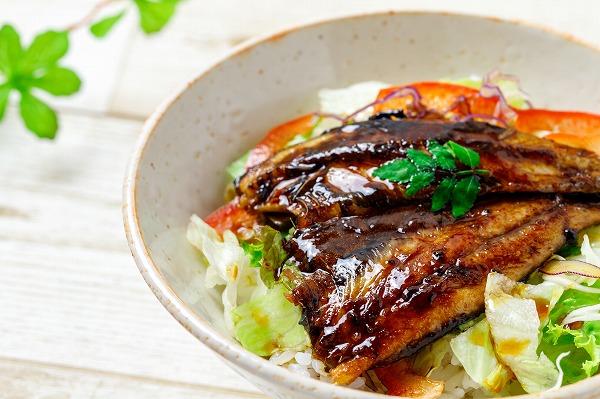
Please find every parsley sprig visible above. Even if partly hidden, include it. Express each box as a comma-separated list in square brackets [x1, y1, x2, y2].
[0, 0, 183, 139]
[373, 140, 490, 217]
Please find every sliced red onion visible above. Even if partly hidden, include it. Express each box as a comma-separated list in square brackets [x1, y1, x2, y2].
[483, 69, 519, 87]
[313, 111, 345, 122]
[479, 84, 518, 121]
[540, 259, 600, 279]
[482, 70, 533, 110]
[343, 86, 425, 123]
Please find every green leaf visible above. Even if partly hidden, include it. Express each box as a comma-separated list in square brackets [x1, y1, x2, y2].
[451, 175, 480, 217]
[0, 24, 22, 76]
[134, 0, 179, 34]
[431, 177, 455, 212]
[226, 151, 250, 182]
[406, 148, 436, 170]
[556, 243, 582, 258]
[0, 84, 10, 121]
[450, 320, 502, 387]
[19, 91, 58, 139]
[19, 30, 69, 74]
[373, 159, 417, 183]
[90, 10, 127, 38]
[549, 287, 600, 325]
[232, 284, 310, 356]
[428, 140, 456, 170]
[447, 141, 481, 169]
[540, 320, 600, 385]
[405, 171, 435, 196]
[31, 67, 81, 96]
[241, 241, 263, 268]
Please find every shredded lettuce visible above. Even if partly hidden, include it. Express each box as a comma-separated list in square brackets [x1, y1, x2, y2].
[413, 336, 452, 377]
[187, 215, 267, 336]
[188, 215, 309, 357]
[241, 225, 288, 288]
[318, 81, 389, 120]
[484, 272, 562, 393]
[450, 319, 507, 391]
[451, 273, 564, 394]
[232, 284, 310, 356]
[442, 75, 530, 109]
[539, 269, 600, 384]
[226, 151, 250, 182]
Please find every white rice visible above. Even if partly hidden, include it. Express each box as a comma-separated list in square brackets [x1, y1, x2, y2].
[267, 334, 534, 398]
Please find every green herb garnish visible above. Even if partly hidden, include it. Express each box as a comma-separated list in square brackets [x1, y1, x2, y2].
[0, 26, 78, 139]
[373, 140, 490, 217]
[1, 0, 184, 139]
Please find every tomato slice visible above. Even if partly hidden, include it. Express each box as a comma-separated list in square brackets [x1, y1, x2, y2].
[204, 198, 257, 236]
[374, 82, 600, 154]
[373, 82, 498, 116]
[514, 109, 600, 136]
[246, 113, 316, 169]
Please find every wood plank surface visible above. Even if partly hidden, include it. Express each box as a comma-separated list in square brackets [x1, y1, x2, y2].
[0, 110, 263, 395]
[0, 357, 265, 399]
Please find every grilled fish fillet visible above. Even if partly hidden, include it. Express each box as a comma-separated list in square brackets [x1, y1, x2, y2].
[288, 195, 600, 384]
[236, 119, 600, 228]
[233, 118, 600, 385]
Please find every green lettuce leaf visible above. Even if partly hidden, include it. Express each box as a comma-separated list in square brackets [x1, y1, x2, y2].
[484, 272, 563, 393]
[241, 226, 288, 288]
[451, 320, 504, 389]
[187, 215, 267, 335]
[540, 321, 600, 385]
[441, 76, 530, 109]
[226, 151, 249, 182]
[232, 284, 309, 356]
[539, 274, 600, 386]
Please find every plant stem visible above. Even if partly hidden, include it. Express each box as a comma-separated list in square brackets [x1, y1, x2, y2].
[66, 0, 121, 32]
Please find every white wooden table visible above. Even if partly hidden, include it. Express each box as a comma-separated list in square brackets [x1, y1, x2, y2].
[1, 1, 599, 397]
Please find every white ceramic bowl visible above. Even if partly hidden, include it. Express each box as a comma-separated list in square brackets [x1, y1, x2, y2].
[124, 12, 600, 399]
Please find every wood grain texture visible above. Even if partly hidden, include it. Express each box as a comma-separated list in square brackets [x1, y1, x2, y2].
[0, 357, 266, 399]
[0, 110, 261, 395]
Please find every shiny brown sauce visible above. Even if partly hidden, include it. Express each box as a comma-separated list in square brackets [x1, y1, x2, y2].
[234, 118, 600, 381]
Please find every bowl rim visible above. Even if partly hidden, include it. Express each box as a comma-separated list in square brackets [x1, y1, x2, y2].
[123, 10, 600, 398]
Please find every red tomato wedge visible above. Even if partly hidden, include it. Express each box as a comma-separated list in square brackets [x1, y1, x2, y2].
[514, 109, 600, 136]
[245, 113, 317, 169]
[373, 82, 600, 155]
[204, 198, 257, 236]
[373, 82, 498, 116]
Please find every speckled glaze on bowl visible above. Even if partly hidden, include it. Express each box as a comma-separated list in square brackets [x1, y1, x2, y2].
[124, 12, 600, 399]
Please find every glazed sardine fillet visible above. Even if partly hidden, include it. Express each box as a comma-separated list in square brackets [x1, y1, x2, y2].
[235, 118, 600, 384]
[237, 119, 600, 228]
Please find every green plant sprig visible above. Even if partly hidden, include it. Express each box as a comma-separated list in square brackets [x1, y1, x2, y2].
[0, 0, 183, 139]
[372, 140, 490, 217]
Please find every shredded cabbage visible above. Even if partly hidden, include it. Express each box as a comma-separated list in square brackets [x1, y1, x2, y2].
[442, 73, 530, 109]
[450, 319, 506, 391]
[187, 215, 267, 336]
[318, 81, 389, 121]
[484, 272, 562, 393]
[232, 284, 310, 356]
